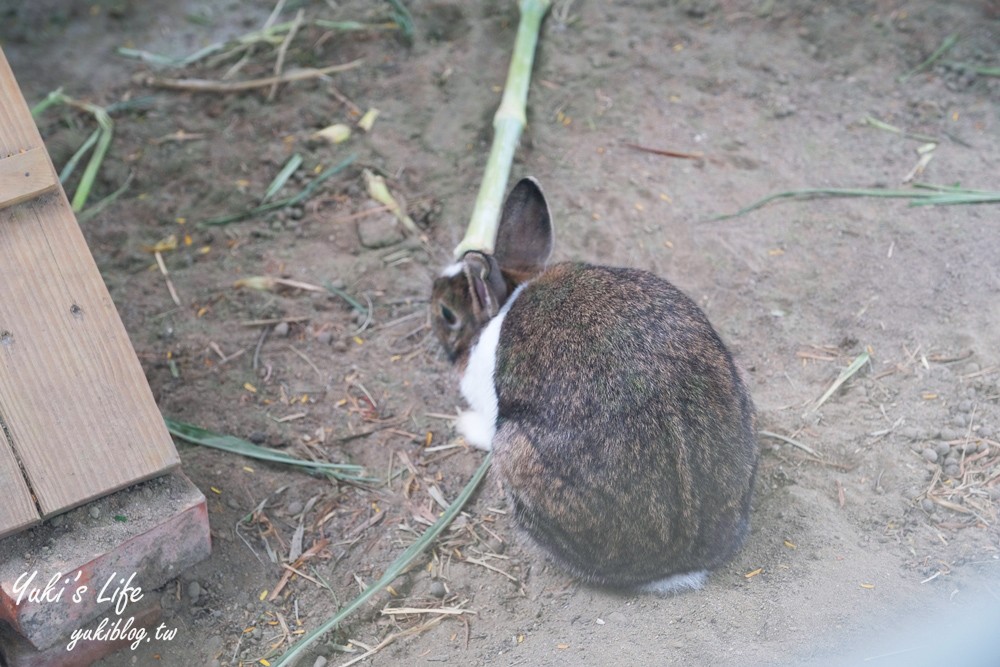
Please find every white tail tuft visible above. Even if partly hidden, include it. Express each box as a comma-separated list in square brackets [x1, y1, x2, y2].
[637, 570, 708, 596]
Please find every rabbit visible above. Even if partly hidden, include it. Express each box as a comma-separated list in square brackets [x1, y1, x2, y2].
[430, 177, 759, 594]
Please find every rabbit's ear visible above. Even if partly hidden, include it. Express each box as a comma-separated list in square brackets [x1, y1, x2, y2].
[463, 251, 508, 320]
[495, 177, 553, 275]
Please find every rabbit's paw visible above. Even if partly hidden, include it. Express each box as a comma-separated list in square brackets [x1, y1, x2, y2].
[457, 410, 494, 451]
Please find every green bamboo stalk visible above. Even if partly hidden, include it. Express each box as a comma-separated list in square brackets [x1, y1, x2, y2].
[452, 0, 551, 259]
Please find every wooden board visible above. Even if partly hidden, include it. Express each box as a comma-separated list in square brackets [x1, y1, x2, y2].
[0, 148, 57, 211]
[0, 420, 37, 537]
[0, 47, 179, 537]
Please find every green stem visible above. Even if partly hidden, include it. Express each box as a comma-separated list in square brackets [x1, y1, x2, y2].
[453, 0, 551, 259]
[898, 33, 958, 82]
[165, 417, 372, 482]
[710, 185, 1000, 221]
[71, 104, 113, 212]
[78, 171, 135, 223]
[198, 154, 356, 227]
[58, 128, 101, 184]
[30, 88, 66, 117]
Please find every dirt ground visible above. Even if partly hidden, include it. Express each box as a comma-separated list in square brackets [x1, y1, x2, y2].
[3, 1, 1000, 665]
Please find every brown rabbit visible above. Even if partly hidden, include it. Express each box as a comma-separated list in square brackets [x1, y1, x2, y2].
[430, 178, 758, 593]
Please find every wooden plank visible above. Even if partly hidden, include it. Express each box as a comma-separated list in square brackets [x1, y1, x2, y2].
[0, 47, 179, 529]
[0, 422, 38, 537]
[0, 148, 57, 211]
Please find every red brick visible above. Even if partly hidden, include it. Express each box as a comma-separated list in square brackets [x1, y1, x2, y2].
[0, 472, 209, 650]
[0, 598, 161, 667]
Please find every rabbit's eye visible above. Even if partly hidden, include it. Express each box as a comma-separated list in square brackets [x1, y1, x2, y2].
[440, 304, 460, 329]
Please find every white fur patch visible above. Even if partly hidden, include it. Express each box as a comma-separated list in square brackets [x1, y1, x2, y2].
[440, 262, 464, 278]
[457, 284, 527, 450]
[637, 570, 708, 596]
[456, 410, 495, 451]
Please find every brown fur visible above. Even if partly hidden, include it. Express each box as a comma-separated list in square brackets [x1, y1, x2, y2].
[491, 263, 758, 586]
[431, 179, 758, 591]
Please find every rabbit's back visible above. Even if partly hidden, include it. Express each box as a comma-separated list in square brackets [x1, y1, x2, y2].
[491, 262, 758, 588]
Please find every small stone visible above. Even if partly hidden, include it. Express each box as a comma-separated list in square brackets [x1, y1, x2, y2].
[900, 426, 921, 440]
[940, 428, 960, 441]
[50, 514, 64, 528]
[429, 580, 447, 598]
[957, 399, 973, 413]
[944, 453, 959, 468]
[312, 657, 329, 667]
[920, 498, 935, 512]
[487, 537, 506, 554]
[226, 497, 240, 510]
[249, 431, 266, 444]
[357, 213, 404, 249]
[921, 448, 938, 463]
[329, 278, 346, 290]
[933, 366, 954, 380]
[89, 506, 101, 519]
[961, 442, 978, 454]
[316, 331, 333, 345]
[288, 206, 304, 221]
[952, 414, 967, 427]
[978, 425, 993, 438]
[902, 487, 921, 501]
[607, 611, 627, 624]
[287, 500, 304, 516]
[332, 340, 349, 353]
[933, 442, 951, 457]
[678, 0, 718, 18]
[187, 581, 202, 602]
[273, 321, 290, 337]
[944, 464, 961, 479]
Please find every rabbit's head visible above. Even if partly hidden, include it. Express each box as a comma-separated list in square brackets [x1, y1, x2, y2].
[431, 178, 553, 365]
